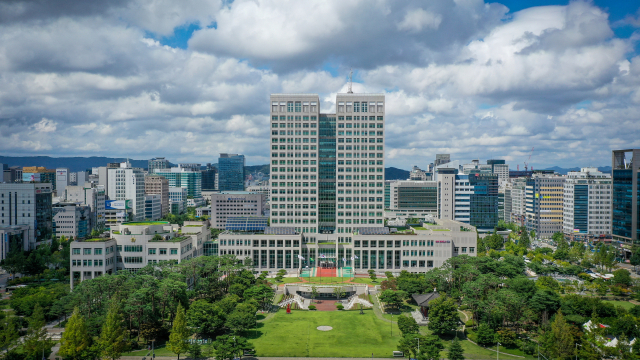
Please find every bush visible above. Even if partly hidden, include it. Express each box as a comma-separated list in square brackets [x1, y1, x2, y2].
[308, 305, 316, 310]
[465, 319, 475, 327]
[336, 304, 344, 310]
[459, 304, 468, 310]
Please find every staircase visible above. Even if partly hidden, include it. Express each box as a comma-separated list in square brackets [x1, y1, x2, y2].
[344, 294, 373, 310]
[411, 309, 429, 326]
[278, 294, 307, 309]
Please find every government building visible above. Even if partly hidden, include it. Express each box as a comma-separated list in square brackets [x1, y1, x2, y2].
[217, 92, 477, 274]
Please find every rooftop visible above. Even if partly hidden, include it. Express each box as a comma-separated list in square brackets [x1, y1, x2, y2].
[121, 221, 169, 226]
[83, 238, 112, 242]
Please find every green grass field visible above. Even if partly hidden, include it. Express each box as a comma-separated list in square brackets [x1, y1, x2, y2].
[604, 300, 635, 310]
[249, 309, 401, 357]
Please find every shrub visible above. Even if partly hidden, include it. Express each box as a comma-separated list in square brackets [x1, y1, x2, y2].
[308, 305, 316, 310]
[336, 304, 344, 310]
[465, 319, 475, 327]
[459, 304, 468, 310]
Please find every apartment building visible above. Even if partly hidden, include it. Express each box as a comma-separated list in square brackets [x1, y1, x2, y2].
[107, 162, 145, 221]
[526, 174, 565, 239]
[145, 175, 169, 217]
[65, 183, 106, 230]
[563, 167, 611, 238]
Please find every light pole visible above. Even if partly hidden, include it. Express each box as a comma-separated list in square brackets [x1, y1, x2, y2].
[415, 337, 420, 355]
[575, 343, 581, 360]
[497, 342, 501, 360]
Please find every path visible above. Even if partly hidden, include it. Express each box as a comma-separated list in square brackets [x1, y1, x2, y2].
[119, 357, 399, 360]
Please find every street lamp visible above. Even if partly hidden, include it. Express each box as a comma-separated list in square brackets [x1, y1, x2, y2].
[575, 343, 582, 360]
[414, 338, 420, 354]
[497, 342, 501, 360]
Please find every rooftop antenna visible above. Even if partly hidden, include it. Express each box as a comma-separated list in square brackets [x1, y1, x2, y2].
[347, 68, 353, 94]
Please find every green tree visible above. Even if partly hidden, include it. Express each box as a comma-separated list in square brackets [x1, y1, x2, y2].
[168, 303, 190, 359]
[379, 289, 403, 310]
[550, 311, 575, 360]
[58, 307, 91, 360]
[332, 286, 346, 300]
[476, 323, 495, 346]
[613, 268, 632, 287]
[225, 306, 256, 334]
[186, 300, 225, 336]
[21, 304, 55, 360]
[0, 316, 18, 354]
[243, 284, 274, 311]
[310, 286, 319, 304]
[99, 301, 129, 360]
[397, 315, 419, 335]
[427, 295, 459, 336]
[448, 337, 465, 360]
[213, 335, 253, 360]
[188, 343, 203, 360]
[368, 269, 377, 282]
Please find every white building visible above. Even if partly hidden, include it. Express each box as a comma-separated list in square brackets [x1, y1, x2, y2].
[388, 180, 438, 217]
[70, 220, 209, 288]
[563, 167, 611, 237]
[169, 187, 187, 214]
[0, 183, 53, 249]
[145, 194, 162, 221]
[105, 200, 133, 227]
[210, 192, 267, 229]
[107, 162, 145, 221]
[65, 183, 106, 230]
[55, 168, 69, 198]
[53, 203, 92, 239]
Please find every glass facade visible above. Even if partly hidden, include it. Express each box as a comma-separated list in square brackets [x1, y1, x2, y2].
[612, 169, 633, 239]
[318, 115, 336, 233]
[218, 154, 245, 191]
[574, 184, 588, 233]
[397, 186, 437, 210]
[469, 173, 498, 229]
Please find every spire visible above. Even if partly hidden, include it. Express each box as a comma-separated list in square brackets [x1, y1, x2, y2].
[347, 68, 353, 94]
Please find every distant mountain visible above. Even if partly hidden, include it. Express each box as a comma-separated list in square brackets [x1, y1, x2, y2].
[245, 164, 270, 174]
[0, 156, 152, 172]
[542, 166, 611, 175]
[385, 167, 410, 180]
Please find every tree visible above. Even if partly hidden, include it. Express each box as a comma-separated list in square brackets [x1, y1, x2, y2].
[58, 307, 91, 360]
[187, 300, 225, 336]
[99, 301, 129, 360]
[397, 315, 419, 335]
[0, 316, 18, 354]
[550, 311, 575, 360]
[213, 335, 253, 360]
[21, 304, 55, 360]
[275, 269, 287, 282]
[427, 295, 459, 336]
[368, 269, 377, 282]
[448, 338, 465, 360]
[168, 303, 190, 360]
[243, 284, 274, 311]
[418, 344, 442, 360]
[379, 290, 403, 310]
[476, 323, 495, 346]
[613, 268, 632, 287]
[188, 343, 203, 360]
[332, 286, 346, 300]
[225, 306, 256, 334]
[310, 286, 319, 304]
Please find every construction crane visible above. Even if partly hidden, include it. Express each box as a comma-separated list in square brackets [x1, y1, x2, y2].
[524, 147, 534, 171]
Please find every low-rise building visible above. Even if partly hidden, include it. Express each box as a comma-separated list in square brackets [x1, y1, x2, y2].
[105, 200, 133, 227]
[211, 192, 266, 229]
[145, 194, 162, 221]
[65, 183, 106, 230]
[53, 203, 92, 240]
[70, 220, 209, 289]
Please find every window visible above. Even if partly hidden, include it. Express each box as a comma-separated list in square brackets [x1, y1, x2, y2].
[170, 248, 178, 255]
[295, 102, 301, 112]
[72, 248, 80, 255]
[148, 248, 156, 255]
[160, 248, 167, 255]
[354, 102, 360, 112]
[287, 102, 293, 112]
[83, 248, 91, 255]
[94, 248, 102, 255]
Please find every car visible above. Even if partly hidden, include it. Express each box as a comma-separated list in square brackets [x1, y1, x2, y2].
[585, 270, 593, 274]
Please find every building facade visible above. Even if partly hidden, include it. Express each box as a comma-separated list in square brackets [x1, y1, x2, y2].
[526, 174, 565, 239]
[0, 183, 52, 248]
[145, 194, 162, 221]
[107, 162, 145, 221]
[210, 192, 267, 229]
[148, 157, 170, 175]
[145, 176, 170, 217]
[219, 154, 245, 191]
[612, 149, 640, 245]
[563, 168, 611, 238]
[53, 203, 91, 239]
[70, 220, 209, 288]
[65, 183, 106, 230]
[438, 170, 499, 231]
[154, 164, 202, 198]
[22, 167, 56, 191]
[105, 200, 132, 227]
[55, 168, 70, 198]
[388, 180, 438, 216]
[202, 164, 217, 191]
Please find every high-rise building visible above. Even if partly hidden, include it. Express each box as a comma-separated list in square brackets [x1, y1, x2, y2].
[217, 92, 477, 274]
[145, 194, 162, 221]
[169, 187, 187, 214]
[437, 170, 499, 231]
[107, 162, 145, 221]
[563, 167, 611, 239]
[0, 183, 53, 248]
[509, 178, 527, 225]
[202, 164, 217, 191]
[526, 173, 565, 239]
[52, 203, 92, 239]
[154, 164, 202, 198]
[65, 183, 106, 230]
[55, 168, 69, 197]
[218, 154, 245, 191]
[148, 157, 170, 175]
[612, 149, 640, 245]
[144, 176, 169, 217]
[487, 159, 509, 184]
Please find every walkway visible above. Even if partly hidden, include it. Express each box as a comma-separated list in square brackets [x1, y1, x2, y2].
[316, 267, 336, 277]
[312, 300, 337, 311]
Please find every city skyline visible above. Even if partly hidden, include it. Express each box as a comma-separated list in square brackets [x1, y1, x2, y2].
[1, 0, 639, 170]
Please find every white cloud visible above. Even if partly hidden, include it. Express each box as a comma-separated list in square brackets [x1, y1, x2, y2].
[30, 118, 57, 132]
[397, 8, 442, 32]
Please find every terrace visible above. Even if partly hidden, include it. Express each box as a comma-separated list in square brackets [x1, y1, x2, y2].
[149, 235, 190, 243]
[82, 238, 112, 242]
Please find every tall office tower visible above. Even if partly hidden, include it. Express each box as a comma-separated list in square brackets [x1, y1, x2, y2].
[66, 183, 106, 230]
[0, 183, 53, 249]
[219, 153, 245, 191]
[148, 157, 169, 175]
[525, 173, 565, 239]
[563, 167, 611, 239]
[154, 164, 202, 198]
[144, 176, 170, 217]
[612, 149, 640, 244]
[437, 170, 499, 231]
[434, 154, 450, 166]
[107, 162, 145, 221]
[509, 178, 527, 225]
[269, 93, 385, 235]
[487, 159, 509, 184]
[55, 168, 69, 197]
[202, 164, 217, 191]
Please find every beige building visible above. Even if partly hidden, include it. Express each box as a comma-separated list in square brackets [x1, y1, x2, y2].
[145, 175, 169, 217]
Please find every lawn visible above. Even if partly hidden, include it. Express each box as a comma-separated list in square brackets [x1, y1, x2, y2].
[604, 300, 635, 310]
[249, 309, 401, 357]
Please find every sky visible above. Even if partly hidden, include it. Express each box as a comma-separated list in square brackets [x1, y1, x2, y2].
[1, 0, 639, 170]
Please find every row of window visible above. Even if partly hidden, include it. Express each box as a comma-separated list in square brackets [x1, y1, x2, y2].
[272, 122, 316, 128]
[72, 259, 105, 266]
[336, 103, 384, 113]
[148, 248, 179, 255]
[271, 102, 318, 113]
